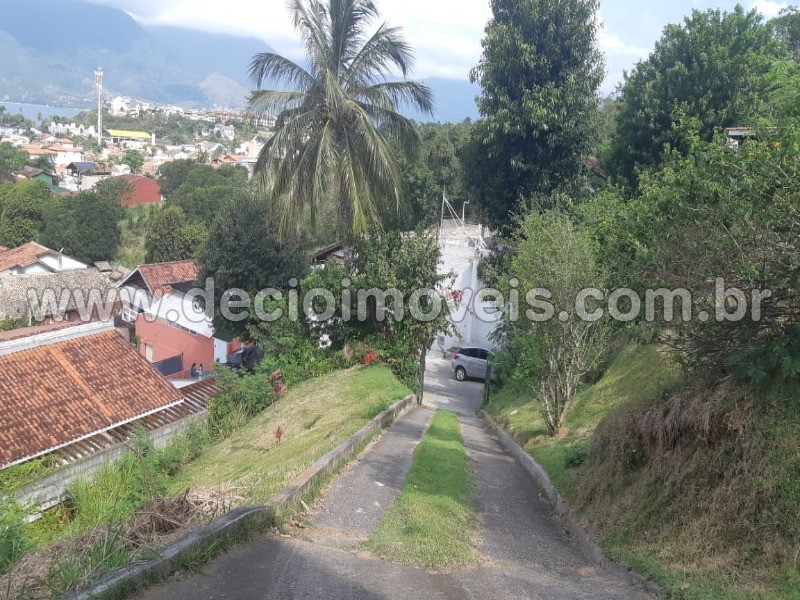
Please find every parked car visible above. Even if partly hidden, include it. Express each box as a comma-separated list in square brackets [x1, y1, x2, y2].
[226, 346, 264, 373]
[451, 346, 494, 381]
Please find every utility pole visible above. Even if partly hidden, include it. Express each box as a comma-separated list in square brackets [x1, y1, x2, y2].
[95, 66, 103, 144]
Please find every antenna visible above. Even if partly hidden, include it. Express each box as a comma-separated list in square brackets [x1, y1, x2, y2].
[94, 67, 103, 144]
[440, 190, 465, 228]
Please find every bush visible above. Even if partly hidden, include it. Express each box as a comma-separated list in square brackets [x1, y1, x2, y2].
[0, 500, 27, 574]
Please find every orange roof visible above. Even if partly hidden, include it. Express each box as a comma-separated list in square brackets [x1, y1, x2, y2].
[21, 146, 58, 155]
[0, 329, 184, 468]
[135, 260, 199, 295]
[0, 242, 57, 274]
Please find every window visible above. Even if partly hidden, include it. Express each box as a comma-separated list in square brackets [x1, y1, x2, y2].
[122, 305, 138, 323]
[144, 344, 154, 362]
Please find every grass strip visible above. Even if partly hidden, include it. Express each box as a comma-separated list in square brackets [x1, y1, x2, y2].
[364, 410, 479, 570]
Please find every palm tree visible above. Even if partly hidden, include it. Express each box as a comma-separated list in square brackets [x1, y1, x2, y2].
[247, 0, 434, 239]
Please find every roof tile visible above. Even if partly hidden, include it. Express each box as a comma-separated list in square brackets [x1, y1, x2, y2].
[0, 330, 183, 467]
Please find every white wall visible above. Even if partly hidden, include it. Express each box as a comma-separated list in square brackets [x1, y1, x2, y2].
[436, 226, 500, 351]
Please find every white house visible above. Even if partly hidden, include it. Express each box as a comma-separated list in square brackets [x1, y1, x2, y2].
[0, 242, 88, 277]
[435, 217, 500, 353]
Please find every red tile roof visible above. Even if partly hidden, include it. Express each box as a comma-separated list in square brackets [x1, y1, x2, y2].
[0, 329, 184, 468]
[0, 242, 57, 275]
[136, 260, 199, 295]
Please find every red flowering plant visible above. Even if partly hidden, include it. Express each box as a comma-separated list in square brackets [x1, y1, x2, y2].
[364, 351, 378, 365]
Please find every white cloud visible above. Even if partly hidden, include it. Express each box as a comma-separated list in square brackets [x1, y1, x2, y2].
[595, 10, 650, 96]
[748, 0, 789, 19]
[86, 0, 490, 80]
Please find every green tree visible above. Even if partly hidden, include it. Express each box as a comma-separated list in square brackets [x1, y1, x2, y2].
[120, 150, 145, 174]
[41, 192, 122, 263]
[587, 127, 800, 384]
[395, 121, 472, 229]
[501, 207, 609, 434]
[157, 159, 197, 197]
[173, 186, 238, 228]
[94, 176, 136, 206]
[772, 6, 800, 56]
[0, 142, 29, 182]
[199, 192, 309, 337]
[29, 154, 55, 174]
[608, 6, 785, 189]
[247, 0, 433, 239]
[145, 205, 206, 263]
[0, 181, 49, 247]
[462, 0, 604, 233]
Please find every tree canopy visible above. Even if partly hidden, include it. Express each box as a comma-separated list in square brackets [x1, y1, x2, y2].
[607, 6, 785, 188]
[144, 205, 206, 263]
[0, 143, 29, 182]
[462, 0, 604, 233]
[41, 192, 122, 263]
[198, 192, 309, 337]
[247, 0, 433, 239]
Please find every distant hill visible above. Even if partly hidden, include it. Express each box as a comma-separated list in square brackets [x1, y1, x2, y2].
[0, 0, 266, 107]
[0, 0, 478, 120]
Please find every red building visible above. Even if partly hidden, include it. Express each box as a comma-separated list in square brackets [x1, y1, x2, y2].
[116, 174, 162, 207]
[119, 260, 240, 379]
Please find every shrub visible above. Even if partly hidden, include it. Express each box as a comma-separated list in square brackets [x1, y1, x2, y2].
[0, 500, 27, 574]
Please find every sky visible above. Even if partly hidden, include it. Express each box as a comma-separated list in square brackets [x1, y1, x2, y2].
[87, 0, 790, 95]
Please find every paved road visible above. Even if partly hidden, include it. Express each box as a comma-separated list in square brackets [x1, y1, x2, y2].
[421, 353, 484, 416]
[137, 360, 653, 600]
[304, 406, 434, 548]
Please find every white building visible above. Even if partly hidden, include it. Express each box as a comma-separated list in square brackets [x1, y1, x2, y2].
[110, 96, 132, 116]
[435, 215, 500, 353]
[0, 242, 88, 277]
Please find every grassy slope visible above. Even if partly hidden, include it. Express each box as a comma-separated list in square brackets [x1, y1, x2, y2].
[486, 344, 683, 490]
[365, 410, 479, 570]
[485, 344, 800, 600]
[170, 365, 410, 504]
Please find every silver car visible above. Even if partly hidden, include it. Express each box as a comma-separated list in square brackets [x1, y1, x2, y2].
[451, 346, 494, 381]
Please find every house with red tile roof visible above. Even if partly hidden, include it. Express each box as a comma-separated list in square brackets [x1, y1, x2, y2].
[0, 242, 87, 277]
[0, 322, 185, 469]
[118, 260, 240, 378]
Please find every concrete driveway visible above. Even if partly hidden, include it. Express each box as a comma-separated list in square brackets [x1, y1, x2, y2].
[137, 358, 653, 600]
[421, 352, 485, 415]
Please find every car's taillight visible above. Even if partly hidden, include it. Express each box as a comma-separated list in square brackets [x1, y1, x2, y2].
[452, 353, 459, 359]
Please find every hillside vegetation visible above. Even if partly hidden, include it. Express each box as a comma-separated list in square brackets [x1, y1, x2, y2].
[486, 345, 800, 599]
[170, 365, 410, 503]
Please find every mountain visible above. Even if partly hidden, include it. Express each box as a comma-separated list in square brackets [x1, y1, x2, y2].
[0, 0, 265, 107]
[0, 0, 478, 120]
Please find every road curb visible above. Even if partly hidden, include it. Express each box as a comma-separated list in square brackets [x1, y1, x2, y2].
[73, 393, 418, 600]
[481, 412, 662, 597]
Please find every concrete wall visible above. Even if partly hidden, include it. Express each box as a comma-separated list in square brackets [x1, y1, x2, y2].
[438, 230, 501, 351]
[14, 412, 206, 520]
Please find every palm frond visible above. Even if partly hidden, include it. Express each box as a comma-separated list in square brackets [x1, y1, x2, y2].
[359, 80, 434, 115]
[249, 52, 314, 91]
[345, 22, 415, 86]
[246, 89, 307, 118]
